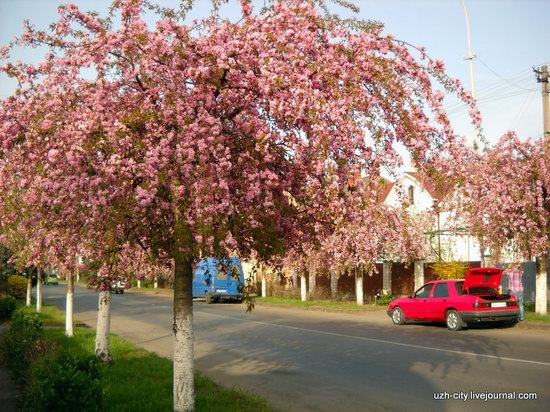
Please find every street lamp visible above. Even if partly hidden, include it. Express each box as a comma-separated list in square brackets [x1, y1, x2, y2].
[460, 0, 481, 152]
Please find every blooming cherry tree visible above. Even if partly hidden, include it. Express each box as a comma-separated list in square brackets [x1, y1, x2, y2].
[452, 132, 549, 314]
[0, 1, 481, 410]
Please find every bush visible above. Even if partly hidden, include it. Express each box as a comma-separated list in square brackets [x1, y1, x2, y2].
[7, 274, 28, 299]
[374, 292, 394, 306]
[431, 261, 469, 280]
[23, 354, 103, 412]
[0, 309, 44, 383]
[0, 295, 17, 320]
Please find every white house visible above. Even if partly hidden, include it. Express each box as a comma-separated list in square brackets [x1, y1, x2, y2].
[381, 171, 483, 263]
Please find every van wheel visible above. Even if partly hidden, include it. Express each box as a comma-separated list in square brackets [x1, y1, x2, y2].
[205, 292, 212, 304]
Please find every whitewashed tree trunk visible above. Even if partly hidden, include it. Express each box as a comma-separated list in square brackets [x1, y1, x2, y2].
[36, 267, 42, 313]
[95, 289, 113, 362]
[355, 270, 364, 305]
[66, 272, 74, 337]
[137, 280, 141, 288]
[173, 253, 195, 412]
[300, 273, 307, 302]
[330, 271, 338, 299]
[261, 275, 267, 297]
[154, 276, 158, 289]
[535, 255, 548, 315]
[292, 270, 298, 290]
[26, 274, 32, 306]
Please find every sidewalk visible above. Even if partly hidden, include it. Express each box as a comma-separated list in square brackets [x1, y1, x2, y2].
[255, 301, 550, 330]
[0, 323, 19, 412]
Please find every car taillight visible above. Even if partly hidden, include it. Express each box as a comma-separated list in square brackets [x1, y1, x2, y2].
[473, 301, 490, 308]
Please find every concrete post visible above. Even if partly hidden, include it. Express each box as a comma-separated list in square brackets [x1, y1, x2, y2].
[383, 262, 392, 294]
[414, 260, 425, 292]
[330, 271, 338, 299]
[308, 267, 316, 295]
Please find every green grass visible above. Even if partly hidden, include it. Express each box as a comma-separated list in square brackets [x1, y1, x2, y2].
[18, 303, 66, 326]
[25, 306, 275, 412]
[523, 303, 550, 323]
[255, 296, 383, 311]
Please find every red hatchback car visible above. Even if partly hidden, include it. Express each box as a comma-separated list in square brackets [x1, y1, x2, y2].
[387, 267, 520, 331]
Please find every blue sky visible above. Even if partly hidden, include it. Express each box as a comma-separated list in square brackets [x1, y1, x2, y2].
[1, 0, 548, 148]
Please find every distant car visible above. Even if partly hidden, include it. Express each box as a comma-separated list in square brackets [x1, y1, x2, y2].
[110, 280, 128, 294]
[45, 273, 59, 285]
[387, 267, 520, 331]
[192, 257, 245, 303]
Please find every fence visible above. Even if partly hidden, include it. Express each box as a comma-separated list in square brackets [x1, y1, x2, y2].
[260, 260, 549, 304]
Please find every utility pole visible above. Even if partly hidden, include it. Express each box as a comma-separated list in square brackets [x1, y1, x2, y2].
[534, 64, 549, 315]
[460, 0, 481, 152]
[535, 65, 549, 142]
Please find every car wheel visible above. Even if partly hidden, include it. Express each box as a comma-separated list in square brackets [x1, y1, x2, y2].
[446, 310, 464, 331]
[120, 289, 124, 294]
[391, 307, 406, 325]
[205, 292, 212, 304]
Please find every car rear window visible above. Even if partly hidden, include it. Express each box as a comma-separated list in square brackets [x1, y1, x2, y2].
[468, 286, 498, 295]
[433, 282, 449, 298]
[454, 281, 465, 295]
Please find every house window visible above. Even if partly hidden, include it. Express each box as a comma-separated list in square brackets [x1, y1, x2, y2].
[408, 185, 415, 205]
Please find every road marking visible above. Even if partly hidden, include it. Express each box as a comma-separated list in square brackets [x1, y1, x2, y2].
[198, 311, 550, 367]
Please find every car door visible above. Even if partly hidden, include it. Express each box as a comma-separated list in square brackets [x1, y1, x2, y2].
[427, 282, 450, 321]
[406, 283, 434, 320]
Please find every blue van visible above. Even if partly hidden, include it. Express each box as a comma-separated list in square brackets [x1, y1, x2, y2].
[192, 257, 245, 303]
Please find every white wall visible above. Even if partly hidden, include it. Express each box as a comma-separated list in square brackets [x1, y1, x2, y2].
[384, 173, 482, 262]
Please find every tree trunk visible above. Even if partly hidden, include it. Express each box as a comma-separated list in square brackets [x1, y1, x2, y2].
[261, 274, 267, 297]
[355, 269, 364, 306]
[330, 271, 338, 299]
[173, 253, 195, 412]
[291, 270, 298, 291]
[154, 276, 159, 289]
[137, 280, 141, 288]
[66, 272, 74, 337]
[36, 267, 42, 313]
[95, 289, 113, 362]
[26, 274, 32, 306]
[300, 272, 307, 301]
[535, 254, 548, 315]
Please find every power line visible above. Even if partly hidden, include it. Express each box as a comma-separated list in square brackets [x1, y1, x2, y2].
[477, 56, 538, 92]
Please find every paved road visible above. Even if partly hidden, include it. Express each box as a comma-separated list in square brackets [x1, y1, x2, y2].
[42, 285, 550, 412]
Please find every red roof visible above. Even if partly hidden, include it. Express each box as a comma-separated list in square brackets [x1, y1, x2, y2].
[406, 171, 449, 201]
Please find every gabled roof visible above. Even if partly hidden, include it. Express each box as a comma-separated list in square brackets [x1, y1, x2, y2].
[375, 177, 394, 203]
[372, 171, 450, 204]
[405, 171, 449, 201]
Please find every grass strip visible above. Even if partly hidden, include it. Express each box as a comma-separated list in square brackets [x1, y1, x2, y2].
[255, 296, 384, 311]
[22, 305, 275, 412]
